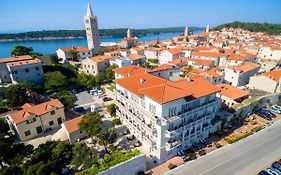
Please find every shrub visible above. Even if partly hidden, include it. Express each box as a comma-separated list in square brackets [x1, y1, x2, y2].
[215, 142, 222, 148]
[147, 58, 159, 63]
[224, 131, 254, 144]
[168, 163, 177, 170]
[112, 118, 121, 126]
[187, 152, 197, 160]
[78, 149, 141, 175]
[198, 149, 206, 156]
[252, 125, 264, 133]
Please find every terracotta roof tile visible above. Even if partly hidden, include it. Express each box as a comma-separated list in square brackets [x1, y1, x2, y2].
[261, 68, 281, 82]
[216, 83, 249, 100]
[113, 65, 150, 77]
[63, 116, 82, 133]
[9, 99, 64, 125]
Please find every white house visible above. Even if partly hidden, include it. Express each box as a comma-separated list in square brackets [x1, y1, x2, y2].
[62, 116, 87, 144]
[56, 46, 93, 62]
[224, 62, 260, 87]
[249, 68, 281, 93]
[158, 48, 184, 64]
[5, 99, 65, 141]
[0, 55, 44, 84]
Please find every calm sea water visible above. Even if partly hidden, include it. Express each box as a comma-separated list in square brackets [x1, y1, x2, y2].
[0, 31, 202, 58]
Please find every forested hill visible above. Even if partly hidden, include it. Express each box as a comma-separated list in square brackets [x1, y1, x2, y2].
[0, 27, 203, 40]
[212, 21, 281, 35]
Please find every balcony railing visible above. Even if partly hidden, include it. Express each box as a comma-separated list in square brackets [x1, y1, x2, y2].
[116, 90, 159, 123]
[166, 140, 181, 150]
[116, 100, 156, 135]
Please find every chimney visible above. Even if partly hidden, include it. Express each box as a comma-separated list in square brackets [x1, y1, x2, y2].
[140, 78, 145, 83]
[186, 78, 191, 82]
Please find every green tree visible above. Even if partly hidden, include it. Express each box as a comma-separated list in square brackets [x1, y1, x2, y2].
[4, 84, 28, 108]
[44, 71, 67, 92]
[77, 73, 96, 88]
[105, 64, 118, 80]
[71, 142, 98, 169]
[68, 50, 79, 61]
[58, 91, 77, 109]
[30, 52, 43, 58]
[79, 112, 102, 141]
[96, 47, 108, 56]
[49, 54, 59, 64]
[11, 45, 33, 56]
[97, 128, 117, 154]
[95, 72, 106, 85]
[106, 103, 118, 117]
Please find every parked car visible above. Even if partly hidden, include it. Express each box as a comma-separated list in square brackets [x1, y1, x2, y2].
[258, 170, 271, 175]
[74, 107, 85, 113]
[267, 167, 281, 175]
[270, 106, 281, 114]
[263, 110, 276, 118]
[272, 162, 281, 173]
[257, 111, 272, 120]
[102, 97, 112, 102]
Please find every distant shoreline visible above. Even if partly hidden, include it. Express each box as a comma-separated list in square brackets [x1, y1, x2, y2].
[0, 27, 204, 43]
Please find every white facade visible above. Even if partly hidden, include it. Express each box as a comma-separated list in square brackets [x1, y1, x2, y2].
[158, 50, 184, 64]
[56, 48, 93, 63]
[224, 66, 259, 87]
[249, 75, 281, 93]
[258, 46, 281, 61]
[0, 56, 44, 84]
[84, 3, 100, 53]
[115, 76, 220, 163]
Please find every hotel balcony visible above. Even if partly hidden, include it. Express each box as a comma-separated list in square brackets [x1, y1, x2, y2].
[163, 100, 218, 125]
[116, 99, 157, 135]
[166, 140, 181, 150]
[115, 90, 159, 123]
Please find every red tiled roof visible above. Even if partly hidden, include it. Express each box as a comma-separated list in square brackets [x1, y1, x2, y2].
[228, 62, 260, 72]
[89, 55, 112, 63]
[0, 55, 33, 63]
[114, 73, 219, 104]
[63, 116, 83, 133]
[60, 46, 90, 53]
[113, 65, 150, 77]
[261, 68, 281, 82]
[9, 99, 64, 125]
[216, 83, 249, 100]
[127, 54, 145, 61]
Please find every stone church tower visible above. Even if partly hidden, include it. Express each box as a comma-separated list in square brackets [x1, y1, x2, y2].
[84, 2, 100, 53]
[184, 25, 189, 37]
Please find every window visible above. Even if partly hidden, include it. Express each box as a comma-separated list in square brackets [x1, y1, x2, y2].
[24, 130, 31, 137]
[35, 67, 39, 70]
[50, 110, 55, 115]
[36, 126, 43, 134]
[57, 117, 62, 124]
[49, 121, 54, 126]
[25, 68, 29, 73]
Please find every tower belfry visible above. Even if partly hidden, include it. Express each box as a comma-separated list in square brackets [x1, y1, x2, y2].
[84, 1, 100, 52]
[184, 25, 189, 37]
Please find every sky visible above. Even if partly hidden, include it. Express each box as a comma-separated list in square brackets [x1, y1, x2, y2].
[0, 0, 281, 33]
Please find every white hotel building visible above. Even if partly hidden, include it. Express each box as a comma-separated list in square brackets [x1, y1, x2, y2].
[114, 72, 221, 163]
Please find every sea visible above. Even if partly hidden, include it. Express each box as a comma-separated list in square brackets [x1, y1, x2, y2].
[0, 30, 203, 58]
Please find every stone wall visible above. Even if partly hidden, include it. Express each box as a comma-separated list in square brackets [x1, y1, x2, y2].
[98, 154, 146, 175]
[235, 92, 281, 118]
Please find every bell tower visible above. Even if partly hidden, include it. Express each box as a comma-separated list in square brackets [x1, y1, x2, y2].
[84, 1, 100, 53]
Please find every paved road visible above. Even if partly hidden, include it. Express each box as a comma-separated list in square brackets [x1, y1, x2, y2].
[164, 121, 281, 175]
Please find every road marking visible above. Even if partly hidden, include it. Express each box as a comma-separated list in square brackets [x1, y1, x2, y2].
[198, 130, 281, 175]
